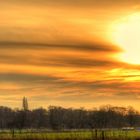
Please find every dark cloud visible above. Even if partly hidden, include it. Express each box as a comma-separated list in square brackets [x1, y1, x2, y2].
[45, 0, 140, 7]
[0, 53, 121, 68]
[3, 0, 140, 8]
[0, 73, 59, 83]
[0, 41, 121, 68]
[0, 41, 120, 52]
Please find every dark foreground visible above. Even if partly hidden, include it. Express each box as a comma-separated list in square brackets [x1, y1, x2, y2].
[0, 130, 140, 140]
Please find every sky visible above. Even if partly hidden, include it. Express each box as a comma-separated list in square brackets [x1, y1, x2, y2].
[1, 0, 140, 110]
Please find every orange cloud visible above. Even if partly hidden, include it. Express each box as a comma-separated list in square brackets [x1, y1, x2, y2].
[0, 0, 140, 110]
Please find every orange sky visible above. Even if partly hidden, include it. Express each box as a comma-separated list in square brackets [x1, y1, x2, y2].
[1, 0, 140, 110]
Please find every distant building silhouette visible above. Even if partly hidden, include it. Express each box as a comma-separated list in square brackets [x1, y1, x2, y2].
[22, 97, 28, 111]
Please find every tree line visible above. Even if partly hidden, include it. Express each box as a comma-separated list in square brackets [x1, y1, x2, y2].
[0, 104, 140, 130]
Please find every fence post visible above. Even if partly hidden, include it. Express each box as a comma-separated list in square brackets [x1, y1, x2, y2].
[102, 130, 105, 140]
[12, 129, 15, 139]
[95, 129, 97, 140]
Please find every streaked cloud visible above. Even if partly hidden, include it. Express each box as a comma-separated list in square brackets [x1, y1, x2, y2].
[0, 0, 140, 109]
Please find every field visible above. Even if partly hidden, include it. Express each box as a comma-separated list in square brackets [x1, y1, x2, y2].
[0, 129, 140, 140]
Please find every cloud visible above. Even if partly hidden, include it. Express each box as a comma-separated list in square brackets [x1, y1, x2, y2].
[0, 68, 140, 109]
[2, 0, 140, 8]
[0, 72, 140, 105]
[0, 0, 140, 109]
[0, 41, 120, 52]
[0, 41, 121, 69]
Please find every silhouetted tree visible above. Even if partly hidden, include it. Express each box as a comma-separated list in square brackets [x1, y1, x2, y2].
[23, 97, 28, 111]
[0, 101, 140, 130]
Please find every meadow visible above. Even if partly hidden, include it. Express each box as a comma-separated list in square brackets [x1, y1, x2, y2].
[1, 105, 140, 140]
[0, 129, 140, 140]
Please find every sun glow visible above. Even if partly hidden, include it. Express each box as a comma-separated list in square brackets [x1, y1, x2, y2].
[112, 13, 140, 65]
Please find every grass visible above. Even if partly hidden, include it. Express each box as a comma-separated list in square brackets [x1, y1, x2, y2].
[0, 129, 140, 140]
